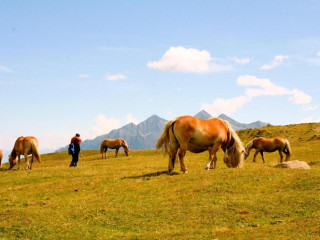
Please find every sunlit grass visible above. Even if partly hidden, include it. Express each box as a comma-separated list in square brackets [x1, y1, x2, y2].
[0, 123, 319, 239]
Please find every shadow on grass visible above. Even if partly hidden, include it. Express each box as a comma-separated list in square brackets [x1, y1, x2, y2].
[0, 168, 17, 171]
[121, 170, 179, 179]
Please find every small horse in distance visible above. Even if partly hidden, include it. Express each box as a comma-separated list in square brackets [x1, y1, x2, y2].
[244, 137, 292, 163]
[0, 149, 3, 167]
[156, 115, 245, 174]
[8, 136, 41, 170]
[100, 138, 130, 158]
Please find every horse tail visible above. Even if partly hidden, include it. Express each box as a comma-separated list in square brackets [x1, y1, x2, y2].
[156, 119, 176, 154]
[100, 141, 105, 154]
[284, 139, 292, 160]
[0, 150, 3, 167]
[31, 139, 41, 163]
[223, 120, 244, 168]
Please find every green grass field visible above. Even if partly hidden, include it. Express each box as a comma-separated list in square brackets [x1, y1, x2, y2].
[0, 123, 319, 239]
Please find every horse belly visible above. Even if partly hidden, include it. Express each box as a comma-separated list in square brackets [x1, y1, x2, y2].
[187, 144, 208, 153]
[189, 129, 219, 148]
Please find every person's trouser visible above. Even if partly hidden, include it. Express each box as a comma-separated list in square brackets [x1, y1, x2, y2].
[70, 152, 79, 167]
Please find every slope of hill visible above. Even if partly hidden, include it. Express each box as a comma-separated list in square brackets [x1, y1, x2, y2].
[56, 111, 269, 152]
[1, 122, 319, 239]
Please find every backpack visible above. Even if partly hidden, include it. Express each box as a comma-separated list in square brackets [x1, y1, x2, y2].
[68, 143, 75, 155]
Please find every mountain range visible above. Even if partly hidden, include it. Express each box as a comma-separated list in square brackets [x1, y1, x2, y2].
[56, 110, 268, 152]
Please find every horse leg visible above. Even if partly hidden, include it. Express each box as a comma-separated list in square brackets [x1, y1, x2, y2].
[105, 148, 108, 159]
[260, 151, 265, 163]
[206, 144, 220, 170]
[206, 150, 213, 170]
[115, 148, 119, 157]
[30, 154, 34, 170]
[178, 145, 188, 173]
[278, 150, 283, 163]
[18, 154, 21, 170]
[168, 147, 178, 174]
[24, 154, 29, 170]
[253, 149, 259, 162]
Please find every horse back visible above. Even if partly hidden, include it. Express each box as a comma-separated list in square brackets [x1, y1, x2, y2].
[254, 137, 286, 151]
[174, 116, 228, 146]
[101, 139, 122, 149]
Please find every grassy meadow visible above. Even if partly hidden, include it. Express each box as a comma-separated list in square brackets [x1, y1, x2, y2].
[0, 123, 320, 239]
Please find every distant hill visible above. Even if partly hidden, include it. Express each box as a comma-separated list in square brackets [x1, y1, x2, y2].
[55, 111, 269, 152]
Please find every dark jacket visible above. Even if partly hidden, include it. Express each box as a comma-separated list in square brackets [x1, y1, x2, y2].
[71, 136, 81, 153]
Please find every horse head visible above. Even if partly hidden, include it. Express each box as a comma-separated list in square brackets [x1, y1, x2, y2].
[8, 155, 17, 170]
[224, 146, 245, 168]
[124, 146, 130, 156]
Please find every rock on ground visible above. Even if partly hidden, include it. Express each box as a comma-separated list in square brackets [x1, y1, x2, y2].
[274, 160, 311, 169]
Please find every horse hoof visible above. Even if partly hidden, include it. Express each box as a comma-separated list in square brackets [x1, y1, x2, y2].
[182, 170, 188, 173]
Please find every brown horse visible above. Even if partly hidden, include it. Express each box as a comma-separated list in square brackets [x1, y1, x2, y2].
[100, 138, 130, 158]
[244, 137, 292, 163]
[156, 116, 245, 173]
[9, 136, 41, 170]
[0, 149, 3, 167]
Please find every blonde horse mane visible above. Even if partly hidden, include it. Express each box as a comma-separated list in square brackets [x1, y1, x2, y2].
[121, 139, 129, 150]
[223, 120, 244, 168]
[244, 139, 254, 158]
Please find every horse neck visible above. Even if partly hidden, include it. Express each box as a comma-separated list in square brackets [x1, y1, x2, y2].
[245, 140, 254, 155]
[10, 148, 17, 160]
[122, 141, 128, 150]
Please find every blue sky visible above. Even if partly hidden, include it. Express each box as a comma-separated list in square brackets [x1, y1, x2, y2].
[1, 1, 320, 151]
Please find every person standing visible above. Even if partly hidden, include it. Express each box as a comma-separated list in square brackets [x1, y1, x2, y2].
[69, 133, 81, 167]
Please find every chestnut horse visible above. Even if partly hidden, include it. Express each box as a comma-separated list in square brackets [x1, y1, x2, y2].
[244, 137, 291, 163]
[156, 116, 245, 173]
[9, 136, 41, 170]
[0, 149, 3, 167]
[100, 138, 130, 158]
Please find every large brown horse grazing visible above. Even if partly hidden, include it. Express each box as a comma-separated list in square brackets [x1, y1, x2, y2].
[100, 138, 130, 158]
[8, 136, 41, 170]
[0, 149, 3, 167]
[244, 137, 292, 163]
[156, 116, 245, 173]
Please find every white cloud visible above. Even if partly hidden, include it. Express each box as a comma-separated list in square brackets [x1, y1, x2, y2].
[238, 75, 291, 98]
[38, 133, 71, 150]
[300, 117, 320, 123]
[210, 62, 233, 72]
[303, 105, 318, 111]
[229, 57, 250, 64]
[262, 55, 289, 70]
[0, 64, 12, 73]
[147, 46, 212, 72]
[289, 89, 312, 104]
[78, 74, 91, 79]
[32, 115, 122, 150]
[201, 95, 249, 116]
[317, 51, 320, 57]
[147, 46, 251, 73]
[88, 114, 121, 138]
[201, 75, 314, 115]
[106, 74, 127, 81]
[127, 113, 139, 124]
